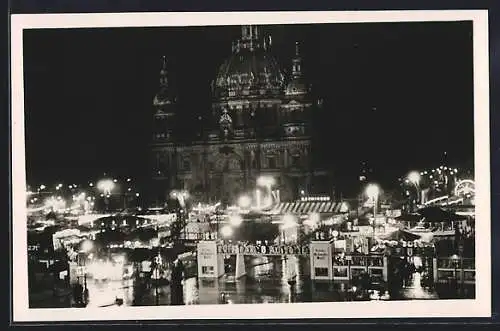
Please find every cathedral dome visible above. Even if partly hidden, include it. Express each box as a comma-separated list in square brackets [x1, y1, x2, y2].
[212, 25, 285, 101]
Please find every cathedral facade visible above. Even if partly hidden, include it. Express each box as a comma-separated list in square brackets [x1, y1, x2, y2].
[150, 25, 330, 206]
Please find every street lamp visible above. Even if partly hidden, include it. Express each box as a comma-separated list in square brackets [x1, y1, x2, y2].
[98, 179, 115, 212]
[170, 190, 190, 241]
[97, 179, 115, 195]
[79, 240, 93, 300]
[365, 183, 380, 237]
[451, 254, 460, 298]
[408, 171, 421, 211]
[154, 253, 163, 305]
[332, 230, 339, 283]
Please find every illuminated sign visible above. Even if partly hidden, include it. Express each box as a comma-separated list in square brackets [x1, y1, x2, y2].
[216, 243, 310, 256]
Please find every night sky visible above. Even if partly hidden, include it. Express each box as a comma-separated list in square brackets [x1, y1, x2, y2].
[23, 21, 474, 195]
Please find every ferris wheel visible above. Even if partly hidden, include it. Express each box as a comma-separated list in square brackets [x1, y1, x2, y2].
[454, 179, 475, 198]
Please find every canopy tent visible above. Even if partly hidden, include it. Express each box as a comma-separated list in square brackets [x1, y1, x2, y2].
[417, 206, 468, 222]
[378, 229, 422, 242]
[394, 213, 423, 223]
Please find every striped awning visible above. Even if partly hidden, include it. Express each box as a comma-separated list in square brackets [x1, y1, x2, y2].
[270, 201, 346, 214]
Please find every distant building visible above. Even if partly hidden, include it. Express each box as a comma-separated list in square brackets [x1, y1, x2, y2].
[150, 25, 330, 206]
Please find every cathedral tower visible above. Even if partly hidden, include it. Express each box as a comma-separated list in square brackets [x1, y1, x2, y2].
[150, 26, 329, 206]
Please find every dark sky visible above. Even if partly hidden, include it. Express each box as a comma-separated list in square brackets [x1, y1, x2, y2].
[23, 21, 474, 193]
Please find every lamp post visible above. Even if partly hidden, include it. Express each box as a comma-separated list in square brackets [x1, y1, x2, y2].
[79, 240, 93, 304]
[408, 171, 421, 212]
[332, 230, 339, 284]
[366, 183, 380, 239]
[346, 255, 353, 289]
[170, 190, 189, 243]
[451, 254, 460, 298]
[215, 210, 222, 240]
[97, 179, 115, 212]
[154, 253, 162, 306]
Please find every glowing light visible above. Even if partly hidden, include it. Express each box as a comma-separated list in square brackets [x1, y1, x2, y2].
[80, 240, 93, 253]
[282, 214, 297, 229]
[238, 195, 251, 209]
[221, 225, 233, 238]
[365, 183, 380, 199]
[339, 202, 350, 213]
[309, 212, 320, 224]
[97, 179, 115, 195]
[113, 255, 126, 264]
[229, 214, 243, 227]
[39, 185, 46, 190]
[257, 176, 275, 188]
[408, 171, 420, 184]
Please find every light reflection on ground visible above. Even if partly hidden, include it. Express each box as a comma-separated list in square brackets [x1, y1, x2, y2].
[31, 254, 464, 308]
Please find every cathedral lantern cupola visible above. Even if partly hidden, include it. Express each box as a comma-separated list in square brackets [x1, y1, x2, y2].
[153, 56, 177, 141]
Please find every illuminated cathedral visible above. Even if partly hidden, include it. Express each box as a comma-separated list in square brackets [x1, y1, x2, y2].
[150, 25, 330, 206]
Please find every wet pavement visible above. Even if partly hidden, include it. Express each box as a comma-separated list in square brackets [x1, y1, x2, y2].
[29, 257, 472, 308]
[399, 272, 438, 300]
